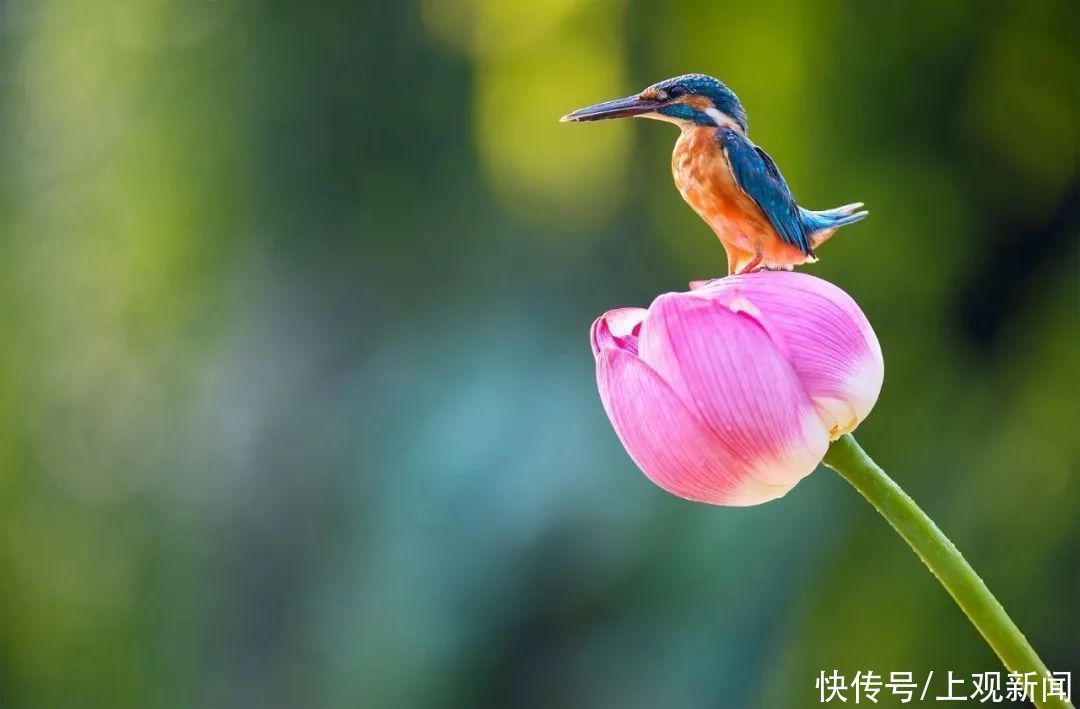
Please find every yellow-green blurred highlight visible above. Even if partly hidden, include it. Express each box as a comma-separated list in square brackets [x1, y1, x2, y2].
[425, 0, 631, 231]
[0, 1, 1076, 707]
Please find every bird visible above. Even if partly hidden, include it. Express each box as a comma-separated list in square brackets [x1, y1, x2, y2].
[561, 74, 867, 274]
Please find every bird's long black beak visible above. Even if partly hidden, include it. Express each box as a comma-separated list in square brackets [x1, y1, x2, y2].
[560, 95, 662, 122]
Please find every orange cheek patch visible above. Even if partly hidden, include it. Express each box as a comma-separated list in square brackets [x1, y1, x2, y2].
[683, 95, 712, 110]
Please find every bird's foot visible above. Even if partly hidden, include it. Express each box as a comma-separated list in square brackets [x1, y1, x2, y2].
[735, 254, 764, 275]
[692, 254, 767, 289]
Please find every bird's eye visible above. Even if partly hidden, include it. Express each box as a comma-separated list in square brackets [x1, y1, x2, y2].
[666, 85, 685, 98]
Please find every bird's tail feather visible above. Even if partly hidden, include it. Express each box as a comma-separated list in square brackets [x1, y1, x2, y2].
[800, 202, 869, 233]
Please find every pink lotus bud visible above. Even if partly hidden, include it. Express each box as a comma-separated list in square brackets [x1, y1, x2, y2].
[591, 271, 883, 506]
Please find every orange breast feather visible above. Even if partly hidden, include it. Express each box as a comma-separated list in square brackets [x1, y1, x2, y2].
[671, 127, 810, 271]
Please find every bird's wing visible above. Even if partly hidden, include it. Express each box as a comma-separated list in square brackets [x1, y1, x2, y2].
[718, 129, 812, 256]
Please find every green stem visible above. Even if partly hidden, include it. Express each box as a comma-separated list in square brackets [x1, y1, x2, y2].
[822, 434, 1071, 709]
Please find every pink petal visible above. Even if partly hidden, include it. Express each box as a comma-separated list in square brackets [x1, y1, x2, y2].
[696, 272, 883, 437]
[590, 307, 647, 357]
[596, 348, 794, 505]
[637, 292, 828, 487]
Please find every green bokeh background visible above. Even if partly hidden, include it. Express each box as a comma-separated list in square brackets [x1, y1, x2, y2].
[0, 1, 1076, 707]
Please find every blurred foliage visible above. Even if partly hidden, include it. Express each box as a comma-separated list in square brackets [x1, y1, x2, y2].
[0, 0, 1077, 707]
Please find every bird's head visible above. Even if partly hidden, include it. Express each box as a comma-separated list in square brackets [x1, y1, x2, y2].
[561, 74, 747, 132]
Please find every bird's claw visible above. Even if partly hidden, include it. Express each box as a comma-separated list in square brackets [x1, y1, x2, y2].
[735, 254, 764, 275]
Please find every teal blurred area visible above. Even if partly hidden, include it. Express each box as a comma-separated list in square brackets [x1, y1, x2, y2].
[0, 1, 1077, 707]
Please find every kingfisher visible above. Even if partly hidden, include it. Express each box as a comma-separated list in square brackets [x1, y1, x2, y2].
[561, 74, 867, 274]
